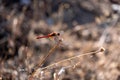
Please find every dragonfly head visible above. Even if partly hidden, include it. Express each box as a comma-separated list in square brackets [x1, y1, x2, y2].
[51, 32, 60, 37]
[57, 33, 60, 36]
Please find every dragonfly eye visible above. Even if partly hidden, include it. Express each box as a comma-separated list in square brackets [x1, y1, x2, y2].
[57, 33, 60, 36]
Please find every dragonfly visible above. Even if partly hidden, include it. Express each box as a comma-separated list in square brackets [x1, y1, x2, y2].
[36, 32, 62, 43]
[35, 32, 63, 68]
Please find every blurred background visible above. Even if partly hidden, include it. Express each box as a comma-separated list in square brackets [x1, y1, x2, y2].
[0, 0, 120, 80]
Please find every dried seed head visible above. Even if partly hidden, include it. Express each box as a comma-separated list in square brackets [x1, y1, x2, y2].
[99, 47, 105, 52]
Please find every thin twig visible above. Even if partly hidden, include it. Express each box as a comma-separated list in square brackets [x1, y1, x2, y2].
[29, 47, 105, 79]
[29, 39, 62, 79]
[38, 40, 62, 68]
[41, 47, 105, 71]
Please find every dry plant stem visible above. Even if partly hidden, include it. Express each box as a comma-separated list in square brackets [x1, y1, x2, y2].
[38, 40, 62, 68]
[29, 40, 62, 79]
[41, 47, 105, 71]
[29, 47, 105, 79]
[97, 14, 119, 47]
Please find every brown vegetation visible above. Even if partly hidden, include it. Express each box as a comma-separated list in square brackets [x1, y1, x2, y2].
[0, 0, 120, 80]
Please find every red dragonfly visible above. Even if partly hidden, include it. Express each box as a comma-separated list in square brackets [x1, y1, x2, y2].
[36, 32, 61, 42]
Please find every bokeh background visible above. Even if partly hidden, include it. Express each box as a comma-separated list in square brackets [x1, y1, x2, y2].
[0, 0, 120, 80]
